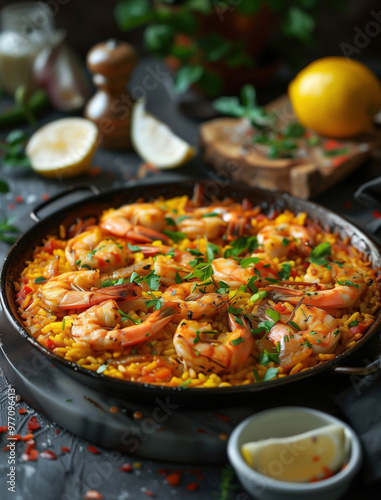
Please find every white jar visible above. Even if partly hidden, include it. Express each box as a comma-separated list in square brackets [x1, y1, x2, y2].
[0, 2, 55, 95]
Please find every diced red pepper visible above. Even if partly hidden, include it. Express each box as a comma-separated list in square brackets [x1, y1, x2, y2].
[214, 411, 229, 422]
[256, 214, 266, 222]
[121, 463, 132, 472]
[16, 285, 33, 306]
[27, 417, 40, 432]
[350, 319, 373, 336]
[8, 434, 22, 441]
[43, 239, 62, 254]
[61, 446, 70, 453]
[372, 210, 381, 219]
[22, 449, 39, 461]
[40, 450, 57, 460]
[272, 302, 288, 314]
[22, 434, 34, 441]
[46, 341, 56, 351]
[18, 408, 27, 414]
[83, 491, 103, 499]
[325, 139, 342, 150]
[186, 482, 199, 491]
[166, 472, 181, 487]
[15, 195, 23, 203]
[0, 426, 8, 433]
[88, 445, 99, 454]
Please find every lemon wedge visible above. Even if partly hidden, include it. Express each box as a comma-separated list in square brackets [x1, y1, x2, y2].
[131, 99, 195, 169]
[26, 118, 98, 178]
[241, 424, 346, 483]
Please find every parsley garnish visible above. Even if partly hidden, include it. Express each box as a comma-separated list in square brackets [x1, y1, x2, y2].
[144, 271, 160, 291]
[174, 272, 183, 284]
[128, 242, 142, 252]
[348, 319, 359, 328]
[207, 242, 220, 261]
[184, 262, 213, 281]
[262, 367, 279, 381]
[163, 229, 187, 243]
[34, 276, 47, 284]
[201, 212, 220, 218]
[165, 216, 176, 226]
[278, 262, 291, 280]
[240, 256, 260, 268]
[287, 320, 300, 331]
[224, 235, 258, 258]
[265, 308, 280, 323]
[309, 242, 332, 266]
[231, 337, 245, 346]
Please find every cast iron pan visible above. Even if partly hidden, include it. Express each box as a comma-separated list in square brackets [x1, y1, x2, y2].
[1, 179, 381, 405]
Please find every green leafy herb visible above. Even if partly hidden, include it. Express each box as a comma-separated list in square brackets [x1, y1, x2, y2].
[223, 235, 258, 258]
[262, 367, 279, 382]
[184, 262, 213, 281]
[283, 122, 305, 138]
[207, 242, 219, 261]
[282, 237, 290, 246]
[240, 256, 260, 268]
[201, 212, 220, 218]
[163, 229, 187, 243]
[174, 272, 183, 284]
[278, 262, 291, 281]
[144, 271, 160, 291]
[231, 337, 245, 346]
[265, 308, 280, 323]
[97, 364, 108, 374]
[118, 309, 142, 324]
[337, 280, 359, 289]
[0, 129, 31, 168]
[177, 215, 192, 223]
[34, 276, 47, 284]
[259, 349, 279, 366]
[253, 369, 259, 383]
[128, 242, 142, 252]
[309, 242, 331, 266]
[287, 320, 301, 331]
[246, 276, 258, 294]
[186, 248, 203, 256]
[165, 216, 176, 226]
[80, 264, 91, 270]
[348, 319, 359, 328]
[300, 339, 312, 348]
[62, 318, 66, 330]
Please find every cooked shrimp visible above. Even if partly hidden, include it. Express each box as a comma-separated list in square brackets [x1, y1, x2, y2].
[268, 262, 367, 309]
[173, 313, 254, 373]
[264, 303, 341, 370]
[100, 203, 169, 243]
[153, 250, 194, 286]
[177, 214, 226, 240]
[66, 227, 132, 271]
[211, 254, 278, 289]
[161, 281, 227, 323]
[257, 223, 314, 259]
[72, 300, 177, 351]
[101, 258, 154, 282]
[39, 270, 141, 311]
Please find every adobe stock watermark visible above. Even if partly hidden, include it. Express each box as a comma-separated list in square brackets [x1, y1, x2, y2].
[6, 386, 17, 494]
[340, 10, 381, 58]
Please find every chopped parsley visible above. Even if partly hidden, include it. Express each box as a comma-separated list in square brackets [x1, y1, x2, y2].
[348, 319, 359, 328]
[62, 318, 66, 330]
[231, 337, 245, 346]
[249, 290, 268, 303]
[287, 320, 300, 331]
[282, 237, 290, 246]
[163, 229, 187, 243]
[165, 216, 176, 226]
[34, 276, 47, 284]
[174, 272, 183, 284]
[128, 243, 142, 252]
[265, 308, 280, 323]
[184, 262, 213, 281]
[223, 235, 258, 258]
[207, 242, 220, 261]
[97, 364, 108, 374]
[201, 212, 220, 218]
[240, 256, 260, 269]
[277, 262, 291, 280]
[262, 367, 278, 381]
[337, 280, 358, 289]
[309, 242, 332, 266]
[118, 309, 142, 323]
[259, 349, 279, 366]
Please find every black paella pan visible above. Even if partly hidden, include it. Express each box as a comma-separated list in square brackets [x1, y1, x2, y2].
[1, 179, 381, 406]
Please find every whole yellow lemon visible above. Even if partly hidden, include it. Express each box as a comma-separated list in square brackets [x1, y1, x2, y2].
[288, 57, 381, 138]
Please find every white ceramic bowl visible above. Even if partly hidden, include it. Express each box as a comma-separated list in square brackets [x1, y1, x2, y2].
[227, 406, 362, 500]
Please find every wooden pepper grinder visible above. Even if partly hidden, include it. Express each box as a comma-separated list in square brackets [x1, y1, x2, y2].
[85, 39, 137, 149]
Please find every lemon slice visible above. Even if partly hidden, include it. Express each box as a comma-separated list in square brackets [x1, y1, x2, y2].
[26, 118, 98, 178]
[131, 99, 195, 169]
[241, 424, 346, 483]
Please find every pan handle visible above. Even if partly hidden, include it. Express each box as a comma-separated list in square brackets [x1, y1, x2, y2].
[334, 354, 381, 376]
[30, 185, 100, 223]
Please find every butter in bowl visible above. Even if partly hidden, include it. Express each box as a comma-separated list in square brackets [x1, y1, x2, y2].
[227, 407, 362, 500]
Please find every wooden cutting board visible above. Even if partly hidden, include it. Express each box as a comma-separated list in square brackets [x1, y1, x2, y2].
[199, 95, 381, 199]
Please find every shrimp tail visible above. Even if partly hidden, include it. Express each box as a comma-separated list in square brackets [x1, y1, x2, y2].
[118, 305, 178, 347]
[266, 285, 304, 304]
[128, 226, 170, 244]
[59, 282, 141, 309]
